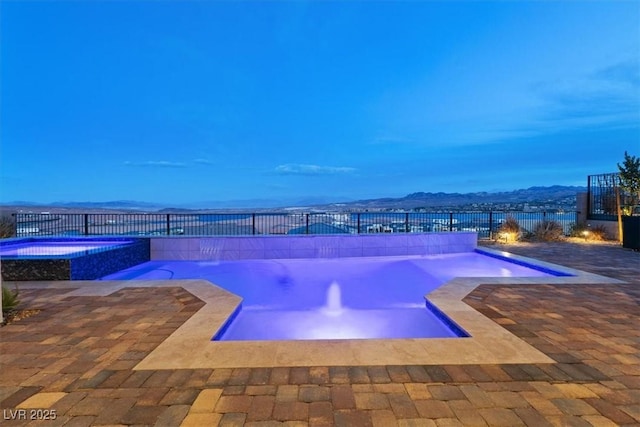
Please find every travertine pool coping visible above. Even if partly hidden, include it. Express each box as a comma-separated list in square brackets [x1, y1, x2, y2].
[11, 248, 623, 369]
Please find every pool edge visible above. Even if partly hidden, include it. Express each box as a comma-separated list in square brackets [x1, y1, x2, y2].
[7, 248, 624, 369]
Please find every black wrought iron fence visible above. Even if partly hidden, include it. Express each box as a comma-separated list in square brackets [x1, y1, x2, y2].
[12, 211, 577, 238]
[587, 172, 621, 220]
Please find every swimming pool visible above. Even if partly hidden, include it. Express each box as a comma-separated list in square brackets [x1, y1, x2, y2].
[101, 250, 566, 340]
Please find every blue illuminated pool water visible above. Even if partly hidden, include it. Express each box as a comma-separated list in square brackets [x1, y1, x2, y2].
[0, 239, 134, 259]
[101, 250, 565, 341]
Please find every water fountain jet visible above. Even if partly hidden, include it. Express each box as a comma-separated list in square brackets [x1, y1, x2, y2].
[323, 281, 343, 316]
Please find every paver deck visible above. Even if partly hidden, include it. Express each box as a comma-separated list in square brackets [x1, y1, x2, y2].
[1, 240, 638, 426]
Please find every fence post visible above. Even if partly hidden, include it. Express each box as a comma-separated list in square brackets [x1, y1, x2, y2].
[543, 211, 547, 220]
[306, 214, 310, 234]
[489, 211, 493, 239]
[11, 213, 17, 237]
[586, 175, 591, 220]
[166, 214, 171, 235]
[405, 213, 409, 233]
[357, 213, 361, 234]
[84, 214, 89, 236]
[449, 213, 454, 232]
[252, 214, 256, 235]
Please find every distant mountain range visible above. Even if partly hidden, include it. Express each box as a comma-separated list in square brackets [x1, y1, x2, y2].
[4, 200, 164, 211]
[326, 185, 586, 210]
[1, 185, 586, 212]
[1, 198, 338, 212]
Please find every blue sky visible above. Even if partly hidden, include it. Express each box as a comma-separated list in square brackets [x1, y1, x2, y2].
[1, 1, 639, 207]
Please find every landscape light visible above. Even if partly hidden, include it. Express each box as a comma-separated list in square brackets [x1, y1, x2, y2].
[498, 232, 513, 243]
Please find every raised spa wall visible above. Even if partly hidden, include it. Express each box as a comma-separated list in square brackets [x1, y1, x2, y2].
[1, 239, 150, 281]
[150, 232, 477, 261]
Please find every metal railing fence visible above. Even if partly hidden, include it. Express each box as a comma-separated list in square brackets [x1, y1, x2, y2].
[13, 211, 578, 239]
[587, 172, 621, 220]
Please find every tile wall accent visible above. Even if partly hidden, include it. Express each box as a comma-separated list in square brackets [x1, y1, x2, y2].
[150, 232, 477, 261]
[70, 239, 150, 280]
[1, 239, 150, 281]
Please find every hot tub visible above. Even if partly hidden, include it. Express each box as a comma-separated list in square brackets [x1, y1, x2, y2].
[0, 238, 150, 281]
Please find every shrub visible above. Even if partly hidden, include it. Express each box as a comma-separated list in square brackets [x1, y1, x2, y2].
[569, 222, 585, 237]
[497, 216, 521, 242]
[532, 220, 565, 241]
[590, 224, 609, 241]
[570, 223, 608, 241]
[2, 285, 20, 314]
[0, 215, 15, 238]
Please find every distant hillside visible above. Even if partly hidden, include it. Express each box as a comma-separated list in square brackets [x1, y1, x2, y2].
[319, 185, 586, 210]
[4, 200, 163, 211]
[1, 185, 586, 212]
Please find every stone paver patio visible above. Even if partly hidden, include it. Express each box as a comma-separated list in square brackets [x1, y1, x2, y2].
[0, 240, 638, 426]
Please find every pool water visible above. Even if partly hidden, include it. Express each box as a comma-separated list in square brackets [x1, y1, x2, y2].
[0, 240, 131, 258]
[101, 251, 557, 340]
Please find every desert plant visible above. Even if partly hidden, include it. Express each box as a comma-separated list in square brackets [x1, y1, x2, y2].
[570, 223, 608, 241]
[569, 222, 582, 237]
[497, 216, 521, 242]
[2, 285, 20, 314]
[532, 220, 565, 241]
[588, 224, 609, 241]
[0, 215, 16, 238]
